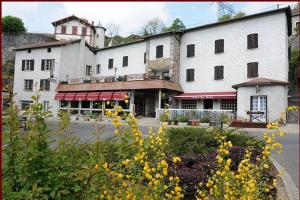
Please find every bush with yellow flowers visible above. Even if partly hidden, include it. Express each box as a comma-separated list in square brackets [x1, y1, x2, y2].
[196, 122, 285, 200]
[96, 106, 184, 199]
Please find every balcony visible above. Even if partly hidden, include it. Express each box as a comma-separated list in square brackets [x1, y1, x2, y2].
[60, 73, 172, 85]
[148, 58, 172, 71]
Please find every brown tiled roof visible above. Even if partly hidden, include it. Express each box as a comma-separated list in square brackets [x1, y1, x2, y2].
[14, 39, 80, 50]
[56, 80, 184, 92]
[232, 78, 288, 89]
[52, 15, 94, 28]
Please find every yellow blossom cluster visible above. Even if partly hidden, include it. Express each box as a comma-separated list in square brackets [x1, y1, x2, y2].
[197, 119, 286, 199]
[287, 105, 298, 111]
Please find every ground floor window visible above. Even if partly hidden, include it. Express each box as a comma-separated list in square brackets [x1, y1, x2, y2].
[118, 101, 129, 109]
[81, 101, 90, 109]
[60, 101, 68, 108]
[21, 100, 33, 110]
[181, 100, 197, 109]
[93, 101, 102, 109]
[70, 101, 79, 108]
[221, 99, 237, 112]
[43, 101, 49, 111]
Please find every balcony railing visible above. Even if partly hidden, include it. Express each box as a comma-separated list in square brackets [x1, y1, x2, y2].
[60, 73, 172, 85]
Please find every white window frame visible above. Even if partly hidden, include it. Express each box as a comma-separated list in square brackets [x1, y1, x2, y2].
[24, 79, 33, 91]
[45, 59, 54, 70]
[43, 101, 49, 111]
[181, 100, 197, 109]
[25, 60, 33, 71]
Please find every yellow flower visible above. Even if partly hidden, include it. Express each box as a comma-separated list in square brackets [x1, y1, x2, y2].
[125, 99, 129, 104]
[263, 164, 269, 169]
[106, 101, 110, 105]
[172, 156, 181, 163]
[226, 159, 232, 166]
[218, 157, 223, 163]
[94, 164, 99, 170]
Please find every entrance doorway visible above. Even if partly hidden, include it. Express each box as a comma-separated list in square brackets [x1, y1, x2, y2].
[250, 96, 267, 122]
[204, 99, 213, 109]
[134, 93, 145, 116]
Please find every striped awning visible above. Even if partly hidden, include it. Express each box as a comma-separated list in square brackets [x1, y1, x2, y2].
[99, 92, 113, 101]
[112, 92, 128, 101]
[74, 92, 88, 100]
[86, 92, 100, 100]
[175, 92, 237, 100]
[64, 92, 77, 101]
[54, 93, 66, 100]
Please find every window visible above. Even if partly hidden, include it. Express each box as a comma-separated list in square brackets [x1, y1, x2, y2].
[247, 33, 258, 49]
[187, 44, 195, 57]
[214, 66, 224, 80]
[118, 101, 129, 109]
[156, 45, 163, 58]
[27, 49, 31, 53]
[22, 60, 34, 71]
[82, 27, 87, 35]
[96, 34, 99, 38]
[24, 79, 33, 91]
[72, 26, 78, 34]
[108, 59, 113, 69]
[123, 56, 128, 67]
[250, 96, 267, 122]
[39, 79, 50, 91]
[60, 101, 68, 108]
[247, 62, 258, 78]
[61, 25, 66, 34]
[43, 101, 49, 111]
[93, 101, 102, 109]
[221, 99, 237, 112]
[47, 48, 51, 53]
[70, 101, 79, 108]
[186, 68, 194, 82]
[144, 52, 147, 64]
[21, 100, 33, 110]
[41, 59, 54, 71]
[215, 39, 224, 54]
[86, 65, 92, 76]
[181, 100, 197, 109]
[81, 101, 90, 109]
[96, 64, 101, 74]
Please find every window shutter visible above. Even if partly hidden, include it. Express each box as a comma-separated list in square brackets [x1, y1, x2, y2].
[191, 45, 195, 57]
[247, 63, 251, 77]
[214, 66, 218, 80]
[215, 40, 218, 53]
[191, 69, 194, 81]
[30, 60, 34, 71]
[29, 80, 33, 90]
[220, 40, 224, 53]
[40, 79, 43, 90]
[144, 52, 146, 63]
[220, 66, 224, 79]
[46, 79, 50, 90]
[247, 35, 251, 49]
[22, 60, 25, 71]
[253, 62, 258, 77]
[156, 46, 159, 58]
[186, 69, 190, 81]
[254, 34, 258, 48]
[41, 59, 45, 71]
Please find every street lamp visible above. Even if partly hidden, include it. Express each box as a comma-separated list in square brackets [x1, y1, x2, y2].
[114, 67, 118, 81]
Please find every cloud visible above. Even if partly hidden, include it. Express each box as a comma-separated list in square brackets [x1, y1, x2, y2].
[241, 2, 297, 14]
[2, 2, 39, 17]
[64, 2, 170, 36]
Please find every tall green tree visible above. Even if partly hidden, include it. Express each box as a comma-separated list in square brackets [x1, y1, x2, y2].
[163, 18, 186, 32]
[2, 15, 27, 33]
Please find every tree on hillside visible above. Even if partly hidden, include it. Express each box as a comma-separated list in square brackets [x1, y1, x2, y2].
[2, 15, 26, 33]
[163, 18, 186, 32]
[218, 12, 246, 22]
[142, 18, 165, 36]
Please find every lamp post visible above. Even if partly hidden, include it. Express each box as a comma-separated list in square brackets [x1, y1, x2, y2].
[114, 67, 117, 81]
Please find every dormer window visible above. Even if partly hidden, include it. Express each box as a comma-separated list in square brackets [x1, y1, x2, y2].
[61, 25, 66, 34]
[72, 26, 78, 35]
[82, 27, 87, 36]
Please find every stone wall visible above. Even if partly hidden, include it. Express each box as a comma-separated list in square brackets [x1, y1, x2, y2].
[2, 32, 56, 65]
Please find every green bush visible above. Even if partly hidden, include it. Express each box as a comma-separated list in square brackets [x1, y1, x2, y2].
[165, 127, 264, 156]
[200, 115, 211, 123]
[178, 115, 188, 122]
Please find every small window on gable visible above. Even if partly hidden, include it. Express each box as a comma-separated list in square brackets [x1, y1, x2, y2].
[27, 49, 31, 53]
[86, 65, 92, 76]
[82, 27, 87, 36]
[156, 45, 163, 58]
[215, 39, 224, 54]
[247, 33, 258, 49]
[72, 26, 78, 34]
[187, 44, 195, 57]
[47, 48, 51, 53]
[61, 25, 66, 34]
[96, 64, 100, 74]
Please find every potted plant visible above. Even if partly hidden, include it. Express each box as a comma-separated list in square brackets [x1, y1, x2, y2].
[200, 115, 210, 127]
[178, 115, 188, 126]
[173, 117, 178, 125]
[159, 112, 170, 125]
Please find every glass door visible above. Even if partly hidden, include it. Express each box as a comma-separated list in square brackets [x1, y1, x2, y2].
[251, 96, 267, 122]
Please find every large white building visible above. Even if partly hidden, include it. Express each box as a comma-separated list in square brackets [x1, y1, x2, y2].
[13, 7, 292, 122]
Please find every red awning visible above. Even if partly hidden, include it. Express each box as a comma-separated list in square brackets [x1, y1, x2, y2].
[112, 92, 128, 101]
[99, 92, 113, 101]
[54, 93, 66, 100]
[75, 92, 88, 100]
[175, 92, 237, 100]
[64, 92, 77, 101]
[86, 92, 100, 100]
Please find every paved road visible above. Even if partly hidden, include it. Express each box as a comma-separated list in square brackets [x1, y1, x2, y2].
[46, 120, 299, 188]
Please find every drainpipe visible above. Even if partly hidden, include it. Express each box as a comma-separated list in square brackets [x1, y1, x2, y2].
[78, 37, 85, 78]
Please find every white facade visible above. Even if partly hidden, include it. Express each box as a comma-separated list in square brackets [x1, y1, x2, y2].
[13, 8, 291, 122]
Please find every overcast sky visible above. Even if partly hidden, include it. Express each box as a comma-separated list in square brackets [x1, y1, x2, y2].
[2, 2, 297, 36]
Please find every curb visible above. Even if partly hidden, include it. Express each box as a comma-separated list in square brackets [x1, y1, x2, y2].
[271, 157, 299, 200]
